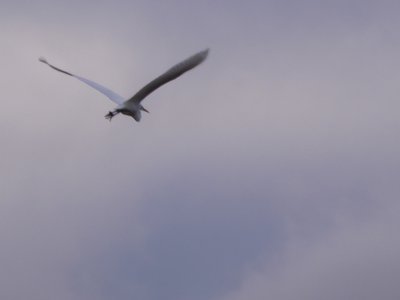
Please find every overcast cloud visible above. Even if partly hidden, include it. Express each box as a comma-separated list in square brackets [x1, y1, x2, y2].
[1, 0, 400, 299]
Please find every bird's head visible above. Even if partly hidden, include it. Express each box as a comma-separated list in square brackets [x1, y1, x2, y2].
[140, 105, 149, 113]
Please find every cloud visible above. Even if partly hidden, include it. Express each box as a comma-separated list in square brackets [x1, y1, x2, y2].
[222, 200, 400, 300]
[2, 1, 400, 300]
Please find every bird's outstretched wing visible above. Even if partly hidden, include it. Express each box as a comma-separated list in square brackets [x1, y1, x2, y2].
[39, 57, 125, 105]
[127, 49, 209, 104]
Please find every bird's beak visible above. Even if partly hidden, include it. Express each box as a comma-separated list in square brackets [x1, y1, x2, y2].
[141, 107, 150, 113]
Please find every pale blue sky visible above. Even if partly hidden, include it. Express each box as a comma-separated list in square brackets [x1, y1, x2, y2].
[1, 1, 400, 299]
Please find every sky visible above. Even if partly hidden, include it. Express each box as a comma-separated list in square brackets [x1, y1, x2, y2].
[2, 0, 400, 299]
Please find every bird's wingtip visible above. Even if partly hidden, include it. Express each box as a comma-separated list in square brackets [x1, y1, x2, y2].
[197, 48, 209, 62]
[202, 48, 210, 56]
[38, 57, 48, 64]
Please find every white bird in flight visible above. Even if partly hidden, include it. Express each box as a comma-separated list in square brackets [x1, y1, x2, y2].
[39, 49, 209, 122]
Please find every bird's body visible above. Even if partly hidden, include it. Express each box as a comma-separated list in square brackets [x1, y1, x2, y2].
[39, 49, 209, 122]
[115, 101, 146, 122]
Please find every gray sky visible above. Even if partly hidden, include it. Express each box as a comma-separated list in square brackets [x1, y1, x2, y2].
[2, 0, 400, 299]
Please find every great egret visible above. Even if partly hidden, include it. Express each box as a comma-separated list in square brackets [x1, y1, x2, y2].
[39, 49, 209, 122]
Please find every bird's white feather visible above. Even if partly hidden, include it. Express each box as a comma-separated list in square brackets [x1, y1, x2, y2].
[127, 49, 209, 104]
[39, 58, 125, 105]
[73, 75, 125, 105]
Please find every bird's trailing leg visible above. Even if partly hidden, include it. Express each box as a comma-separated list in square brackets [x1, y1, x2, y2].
[105, 110, 118, 121]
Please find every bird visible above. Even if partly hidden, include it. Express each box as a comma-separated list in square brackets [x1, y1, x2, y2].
[39, 49, 209, 122]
